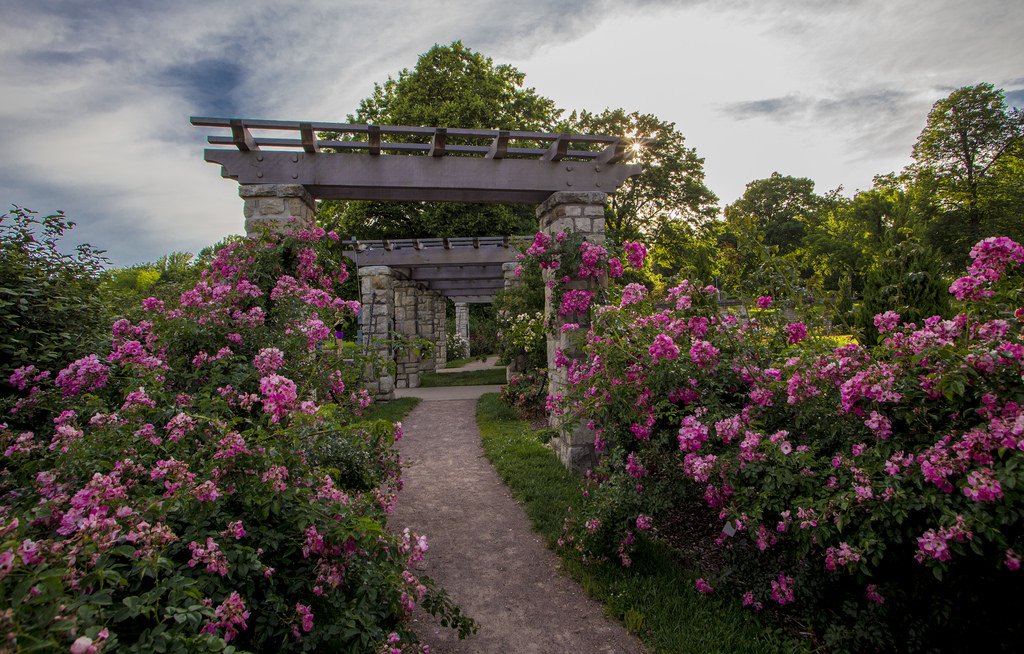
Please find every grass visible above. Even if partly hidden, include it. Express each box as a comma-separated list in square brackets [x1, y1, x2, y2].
[475, 393, 807, 654]
[360, 396, 420, 423]
[419, 367, 507, 387]
[444, 356, 489, 369]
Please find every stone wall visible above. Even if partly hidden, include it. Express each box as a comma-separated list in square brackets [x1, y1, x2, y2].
[393, 281, 422, 389]
[240, 184, 316, 235]
[434, 296, 448, 369]
[358, 266, 396, 400]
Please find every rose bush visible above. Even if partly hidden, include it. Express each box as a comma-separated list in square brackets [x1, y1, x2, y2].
[1, 224, 472, 652]
[534, 233, 1023, 652]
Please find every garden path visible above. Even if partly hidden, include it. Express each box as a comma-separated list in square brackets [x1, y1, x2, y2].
[390, 387, 645, 653]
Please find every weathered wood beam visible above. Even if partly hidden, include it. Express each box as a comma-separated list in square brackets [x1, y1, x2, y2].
[209, 150, 642, 204]
[444, 295, 494, 303]
[486, 130, 509, 159]
[299, 123, 319, 153]
[542, 134, 569, 162]
[343, 246, 518, 268]
[427, 279, 505, 291]
[596, 139, 628, 164]
[406, 265, 506, 281]
[429, 128, 447, 157]
[368, 125, 381, 155]
[229, 120, 258, 151]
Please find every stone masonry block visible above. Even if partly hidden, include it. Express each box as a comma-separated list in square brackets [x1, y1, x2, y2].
[259, 198, 285, 215]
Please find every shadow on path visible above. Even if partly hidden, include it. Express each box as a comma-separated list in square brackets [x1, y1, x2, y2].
[390, 386, 644, 653]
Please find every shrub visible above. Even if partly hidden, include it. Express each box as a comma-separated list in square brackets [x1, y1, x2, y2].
[0, 223, 472, 652]
[544, 233, 1024, 652]
[0, 207, 111, 384]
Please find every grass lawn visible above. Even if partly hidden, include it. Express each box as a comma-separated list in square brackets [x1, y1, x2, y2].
[360, 396, 421, 423]
[475, 394, 806, 654]
[420, 367, 507, 387]
[443, 356, 489, 369]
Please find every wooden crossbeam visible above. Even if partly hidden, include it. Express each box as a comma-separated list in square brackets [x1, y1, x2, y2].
[487, 130, 509, 159]
[299, 122, 319, 153]
[229, 120, 258, 151]
[596, 139, 628, 164]
[542, 134, 569, 162]
[345, 246, 518, 268]
[368, 125, 381, 155]
[429, 128, 447, 157]
[406, 265, 505, 281]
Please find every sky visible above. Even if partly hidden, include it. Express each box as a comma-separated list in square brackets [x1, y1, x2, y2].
[1, 0, 1022, 266]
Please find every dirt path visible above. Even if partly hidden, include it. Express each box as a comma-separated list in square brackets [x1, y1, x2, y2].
[390, 388, 645, 653]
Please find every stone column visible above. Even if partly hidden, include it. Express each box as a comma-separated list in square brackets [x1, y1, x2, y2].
[538, 191, 607, 474]
[240, 184, 316, 235]
[434, 296, 448, 369]
[417, 290, 439, 375]
[358, 266, 395, 401]
[454, 302, 470, 358]
[393, 281, 422, 388]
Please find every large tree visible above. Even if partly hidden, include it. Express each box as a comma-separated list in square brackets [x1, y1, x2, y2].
[319, 42, 559, 239]
[911, 83, 1024, 261]
[560, 109, 718, 243]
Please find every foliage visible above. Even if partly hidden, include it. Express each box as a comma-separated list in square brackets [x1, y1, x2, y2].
[912, 83, 1024, 255]
[446, 331, 469, 361]
[0, 224, 474, 652]
[476, 394, 804, 653]
[319, 41, 558, 240]
[467, 304, 498, 357]
[0, 207, 111, 384]
[560, 109, 719, 243]
[499, 369, 549, 420]
[547, 231, 1024, 652]
[856, 239, 952, 345]
[496, 311, 546, 371]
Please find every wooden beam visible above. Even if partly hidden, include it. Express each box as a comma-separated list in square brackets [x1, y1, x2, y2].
[407, 265, 505, 281]
[367, 125, 380, 156]
[343, 246, 518, 268]
[486, 130, 509, 159]
[229, 119, 258, 151]
[542, 134, 569, 162]
[596, 139, 627, 164]
[209, 150, 643, 204]
[429, 128, 446, 157]
[427, 279, 505, 291]
[299, 122, 319, 153]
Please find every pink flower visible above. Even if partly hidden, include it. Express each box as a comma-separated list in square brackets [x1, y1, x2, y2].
[188, 538, 228, 576]
[619, 283, 648, 307]
[770, 574, 795, 605]
[636, 514, 652, 530]
[865, 584, 885, 604]
[756, 295, 773, 309]
[695, 578, 714, 593]
[622, 241, 647, 269]
[560, 289, 594, 317]
[259, 374, 298, 423]
[786, 322, 807, 344]
[873, 311, 901, 333]
[55, 355, 109, 396]
[649, 333, 680, 362]
[689, 339, 719, 368]
[293, 603, 314, 637]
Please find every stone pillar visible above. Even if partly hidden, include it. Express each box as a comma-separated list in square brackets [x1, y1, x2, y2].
[240, 184, 316, 235]
[358, 266, 395, 401]
[417, 290, 439, 375]
[434, 296, 448, 369]
[454, 302, 470, 358]
[539, 191, 607, 474]
[393, 281, 422, 389]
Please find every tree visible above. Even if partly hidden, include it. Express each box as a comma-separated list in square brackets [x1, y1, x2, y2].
[723, 173, 826, 256]
[320, 42, 560, 240]
[560, 109, 718, 243]
[911, 83, 1024, 261]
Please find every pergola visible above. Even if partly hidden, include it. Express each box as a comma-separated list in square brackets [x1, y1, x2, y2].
[192, 116, 649, 472]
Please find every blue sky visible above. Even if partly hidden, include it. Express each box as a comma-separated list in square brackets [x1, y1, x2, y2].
[1, 0, 1021, 266]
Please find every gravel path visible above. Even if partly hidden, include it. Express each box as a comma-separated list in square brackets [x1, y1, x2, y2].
[390, 388, 645, 653]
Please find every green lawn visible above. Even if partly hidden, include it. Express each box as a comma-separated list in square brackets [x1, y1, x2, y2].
[419, 367, 507, 387]
[360, 396, 420, 423]
[475, 394, 807, 654]
[444, 356, 489, 369]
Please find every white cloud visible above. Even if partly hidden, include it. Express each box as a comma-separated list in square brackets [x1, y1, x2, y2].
[1, 0, 1021, 263]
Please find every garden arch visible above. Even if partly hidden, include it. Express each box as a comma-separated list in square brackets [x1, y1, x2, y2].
[192, 116, 649, 471]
